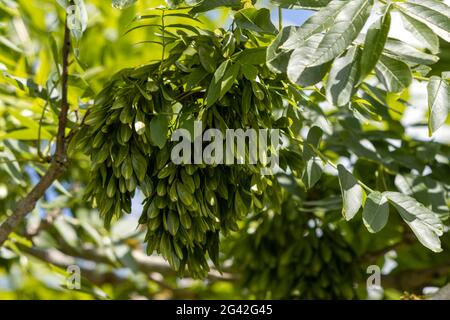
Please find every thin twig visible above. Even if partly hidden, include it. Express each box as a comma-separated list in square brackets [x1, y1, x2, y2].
[278, 7, 283, 31]
[290, 134, 374, 193]
[37, 77, 61, 161]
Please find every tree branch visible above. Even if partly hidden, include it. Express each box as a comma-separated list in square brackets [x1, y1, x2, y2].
[56, 11, 71, 165]
[0, 14, 72, 247]
[53, 240, 236, 282]
[382, 265, 450, 292]
[359, 232, 416, 264]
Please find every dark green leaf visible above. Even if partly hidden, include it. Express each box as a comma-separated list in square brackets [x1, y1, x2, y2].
[150, 115, 170, 149]
[167, 211, 180, 236]
[190, 0, 243, 14]
[302, 126, 323, 189]
[234, 8, 277, 34]
[271, 0, 331, 9]
[363, 192, 389, 233]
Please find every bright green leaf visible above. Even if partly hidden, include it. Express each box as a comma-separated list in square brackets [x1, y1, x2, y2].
[400, 12, 440, 55]
[337, 164, 364, 221]
[326, 45, 361, 106]
[287, 0, 373, 84]
[384, 38, 439, 66]
[112, 0, 137, 9]
[384, 191, 444, 253]
[427, 76, 449, 136]
[398, 0, 450, 43]
[375, 55, 412, 93]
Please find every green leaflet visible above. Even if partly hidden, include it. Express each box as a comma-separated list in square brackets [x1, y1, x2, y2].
[397, 0, 450, 43]
[286, 33, 327, 86]
[156, 146, 170, 170]
[234, 191, 247, 218]
[121, 157, 133, 180]
[337, 165, 364, 221]
[271, 0, 331, 9]
[375, 55, 412, 93]
[141, 177, 154, 197]
[169, 182, 178, 202]
[167, 211, 180, 236]
[179, 212, 192, 229]
[359, 6, 391, 83]
[363, 192, 389, 233]
[267, 26, 297, 74]
[287, 0, 373, 85]
[92, 131, 105, 149]
[107, 177, 117, 198]
[112, 0, 137, 9]
[308, 0, 373, 66]
[157, 179, 167, 197]
[206, 60, 230, 107]
[427, 76, 450, 136]
[186, 67, 208, 90]
[190, 0, 244, 14]
[301, 126, 323, 189]
[69, 0, 88, 40]
[131, 147, 147, 182]
[235, 48, 267, 66]
[181, 169, 195, 193]
[115, 146, 129, 167]
[119, 124, 132, 144]
[157, 164, 174, 179]
[326, 45, 361, 107]
[394, 174, 449, 217]
[92, 143, 110, 166]
[222, 32, 236, 58]
[384, 191, 444, 253]
[220, 63, 240, 99]
[198, 46, 217, 73]
[150, 114, 170, 149]
[282, 0, 352, 50]
[206, 60, 240, 107]
[251, 82, 264, 100]
[268, 0, 355, 75]
[383, 38, 439, 66]
[234, 8, 277, 34]
[177, 180, 193, 206]
[400, 12, 439, 55]
[126, 174, 137, 192]
[120, 106, 134, 124]
[241, 64, 258, 81]
[112, 96, 128, 110]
